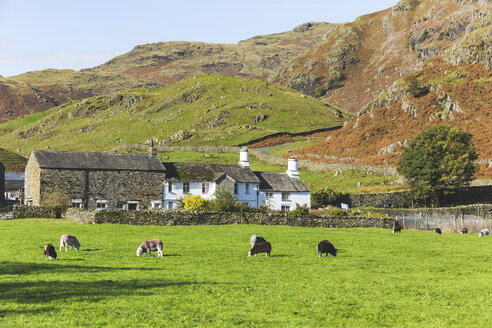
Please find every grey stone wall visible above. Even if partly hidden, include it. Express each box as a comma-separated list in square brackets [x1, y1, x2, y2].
[0, 161, 4, 202]
[13, 205, 68, 218]
[64, 209, 395, 229]
[24, 154, 40, 205]
[32, 167, 165, 209]
[349, 191, 411, 208]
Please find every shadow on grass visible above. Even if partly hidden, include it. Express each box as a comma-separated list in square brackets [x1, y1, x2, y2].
[0, 261, 164, 275]
[81, 248, 101, 252]
[0, 279, 225, 315]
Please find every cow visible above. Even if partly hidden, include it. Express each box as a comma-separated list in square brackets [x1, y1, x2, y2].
[460, 227, 468, 234]
[248, 241, 271, 257]
[44, 244, 57, 260]
[435, 227, 442, 235]
[137, 239, 163, 257]
[317, 240, 337, 257]
[60, 234, 80, 251]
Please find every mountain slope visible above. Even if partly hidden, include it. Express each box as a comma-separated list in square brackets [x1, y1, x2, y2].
[293, 59, 492, 178]
[2, 23, 335, 122]
[273, 0, 491, 112]
[0, 74, 349, 156]
[0, 148, 27, 172]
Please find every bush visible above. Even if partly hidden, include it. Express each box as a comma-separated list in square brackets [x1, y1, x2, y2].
[406, 79, 430, 97]
[311, 188, 348, 207]
[289, 203, 310, 216]
[182, 195, 206, 210]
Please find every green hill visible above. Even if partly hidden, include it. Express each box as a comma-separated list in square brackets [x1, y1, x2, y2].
[0, 148, 27, 172]
[0, 74, 350, 156]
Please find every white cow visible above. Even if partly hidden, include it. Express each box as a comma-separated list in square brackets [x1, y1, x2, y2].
[60, 234, 80, 251]
[137, 239, 163, 257]
[479, 229, 490, 237]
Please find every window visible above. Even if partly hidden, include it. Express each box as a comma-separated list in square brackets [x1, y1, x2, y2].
[202, 182, 209, 194]
[183, 182, 190, 193]
[266, 192, 273, 198]
[282, 192, 290, 201]
[168, 202, 174, 209]
[281, 205, 290, 212]
[234, 183, 238, 195]
[96, 200, 107, 208]
[245, 183, 250, 194]
[116, 203, 124, 210]
[71, 199, 82, 208]
[127, 201, 139, 211]
[152, 201, 162, 209]
[168, 183, 173, 193]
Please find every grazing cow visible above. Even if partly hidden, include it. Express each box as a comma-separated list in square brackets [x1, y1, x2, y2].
[137, 239, 163, 257]
[60, 234, 80, 251]
[317, 240, 337, 257]
[460, 227, 468, 234]
[479, 229, 490, 237]
[250, 235, 266, 247]
[44, 244, 57, 260]
[435, 227, 442, 235]
[248, 241, 271, 257]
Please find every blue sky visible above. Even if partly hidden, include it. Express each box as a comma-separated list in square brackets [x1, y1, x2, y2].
[0, 0, 398, 77]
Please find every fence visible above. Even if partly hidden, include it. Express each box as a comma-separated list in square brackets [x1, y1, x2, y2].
[368, 204, 492, 232]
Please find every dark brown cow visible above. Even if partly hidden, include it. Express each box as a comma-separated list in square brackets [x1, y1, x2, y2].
[44, 244, 57, 260]
[248, 241, 271, 257]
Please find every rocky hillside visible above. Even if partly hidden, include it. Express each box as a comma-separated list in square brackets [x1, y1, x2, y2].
[293, 59, 492, 178]
[273, 0, 490, 113]
[2, 23, 335, 122]
[0, 74, 348, 156]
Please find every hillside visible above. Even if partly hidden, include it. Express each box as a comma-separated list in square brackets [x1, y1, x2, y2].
[0, 75, 349, 156]
[2, 23, 335, 122]
[273, 0, 491, 113]
[293, 59, 492, 178]
[0, 148, 27, 172]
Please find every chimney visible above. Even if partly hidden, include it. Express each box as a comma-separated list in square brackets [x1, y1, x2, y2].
[149, 140, 157, 157]
[286, 158, 299, 179]
[239, 147, 249, 167]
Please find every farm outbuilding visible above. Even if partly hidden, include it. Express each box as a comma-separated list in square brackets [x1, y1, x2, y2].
[24, 150, 166, 210]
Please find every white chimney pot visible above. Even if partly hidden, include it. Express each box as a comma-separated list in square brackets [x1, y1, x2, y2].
[286, 158, 299, 178]
[239, 148, 249, 167]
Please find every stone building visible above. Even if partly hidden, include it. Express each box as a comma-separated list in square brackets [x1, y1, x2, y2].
[0, 161, 5, 203]
[24, 150, 166, 210]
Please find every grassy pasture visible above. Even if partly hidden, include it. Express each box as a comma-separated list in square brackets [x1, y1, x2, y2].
[1, 219, 491, 327]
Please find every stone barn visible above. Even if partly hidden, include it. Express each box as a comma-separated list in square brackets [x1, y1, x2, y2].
[24, 150, 166, 209]
[0, 161, 4, 202]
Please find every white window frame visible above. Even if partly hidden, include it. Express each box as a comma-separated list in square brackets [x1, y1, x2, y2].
[96, 200, 108, 209]
[71, 199, 82, 208]
[151, 200, 162, 209]
[202, 182, 209, 194]
[127, 201, 139, 211]
[281, 205, 290, 212]
[183, 182, 190, 194]
[282, 192, 290, 201]
[266, 192, 273, 198]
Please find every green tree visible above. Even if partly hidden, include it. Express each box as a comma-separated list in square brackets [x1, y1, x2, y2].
[397, 125, 478, 206]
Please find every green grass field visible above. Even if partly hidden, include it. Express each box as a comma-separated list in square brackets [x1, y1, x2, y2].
[1, 219, 491, 327]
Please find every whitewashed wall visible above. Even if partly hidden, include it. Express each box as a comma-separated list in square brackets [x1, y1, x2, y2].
[259, 191, 311, 211]
[163, 181, 217, 209]
[234, 183, 260, 208]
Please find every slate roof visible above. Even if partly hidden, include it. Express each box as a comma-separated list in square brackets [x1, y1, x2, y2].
[32, 150, 166, 172]
[163, 162, 260, 183]
[254, 172, 310, 192]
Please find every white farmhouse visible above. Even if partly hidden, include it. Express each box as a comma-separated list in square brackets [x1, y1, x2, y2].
[162, 149, 310, 211]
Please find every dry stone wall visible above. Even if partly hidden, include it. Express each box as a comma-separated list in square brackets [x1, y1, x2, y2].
[0, 161, 4, 202]
[64, 208, 396, 229]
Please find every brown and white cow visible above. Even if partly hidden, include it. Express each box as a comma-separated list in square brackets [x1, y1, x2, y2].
[137, 239, 163, 257]
[60, 234, 80, 251]
[44, 244, 57, 260]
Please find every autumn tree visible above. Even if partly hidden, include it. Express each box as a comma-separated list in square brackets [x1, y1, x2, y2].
[398, 125, 478, 206]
